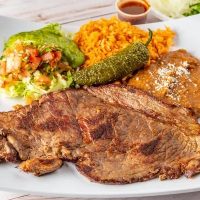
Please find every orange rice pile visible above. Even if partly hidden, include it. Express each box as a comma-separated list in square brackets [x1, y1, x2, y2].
[74, 17, 175, 67]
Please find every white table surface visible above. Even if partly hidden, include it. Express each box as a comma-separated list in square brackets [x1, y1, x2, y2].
[0, 0, 199, 199]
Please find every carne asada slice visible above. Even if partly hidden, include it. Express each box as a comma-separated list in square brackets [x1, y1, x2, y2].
[0, 84, 200, 184]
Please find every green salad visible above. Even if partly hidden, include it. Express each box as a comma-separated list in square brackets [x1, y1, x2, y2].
[0, 24, 84, 102]
[150, 0, 200, 18]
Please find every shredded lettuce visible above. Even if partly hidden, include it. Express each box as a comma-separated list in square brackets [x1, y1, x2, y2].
[150, 0, 200, 18]
[3, 71, 73, 101]
[183, 2, 200, 16]
[49, 71, 73, 92]
[5, 81, 26, 97]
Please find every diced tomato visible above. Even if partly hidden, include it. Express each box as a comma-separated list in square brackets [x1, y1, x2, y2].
[0, 61, 6, 75]
[21, 67, 30, 77]
[54, 51, 62, 62]
[29, 54, 40, 63]
[29, 56, 41, 70]
[25, 48, 41, 70]
[42, 52, 54, 61]
[41, 51, 62, 67]
[26, 48, 39, 57]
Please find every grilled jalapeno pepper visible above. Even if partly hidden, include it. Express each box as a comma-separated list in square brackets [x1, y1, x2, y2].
[74, 29, 152, 86]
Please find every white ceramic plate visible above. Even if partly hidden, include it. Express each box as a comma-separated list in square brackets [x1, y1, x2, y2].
[150, 7, 171, 21]
[0, 15, 200, 198]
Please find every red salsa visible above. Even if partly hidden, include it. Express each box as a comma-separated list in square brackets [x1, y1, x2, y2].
[119, 1, 148, 15]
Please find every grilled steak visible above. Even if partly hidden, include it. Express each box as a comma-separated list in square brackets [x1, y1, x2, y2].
[129, 49, 200, 117]
[0, 84, 200, 184]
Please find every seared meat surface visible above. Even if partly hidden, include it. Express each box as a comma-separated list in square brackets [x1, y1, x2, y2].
[129, 50, 200, 117]
[0, 85, 200, 184]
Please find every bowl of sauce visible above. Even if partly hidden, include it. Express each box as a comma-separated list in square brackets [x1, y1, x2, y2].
[115, 0, 151, 24]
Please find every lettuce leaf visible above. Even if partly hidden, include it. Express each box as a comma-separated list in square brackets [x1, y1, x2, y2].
[4, 23, 85, 68]
[183, 2, 200, 16]
[3, 71, 73, 101]
[49, 71, 73, 92]
[4, 81, 26, 97]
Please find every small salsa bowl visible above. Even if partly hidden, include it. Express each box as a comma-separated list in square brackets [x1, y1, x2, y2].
[115, 0, 151, 24]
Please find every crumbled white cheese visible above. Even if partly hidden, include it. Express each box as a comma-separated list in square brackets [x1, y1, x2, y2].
[176, 66, 190, 76]
[154, 61, 191, 101]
